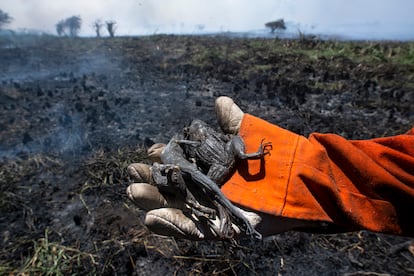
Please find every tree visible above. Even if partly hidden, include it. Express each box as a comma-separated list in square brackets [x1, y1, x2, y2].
[56, 20, 66, 36]
[65, 15, 82, 37]
[106, 20, 116, 37]
[56, 15, 81, 37]
[265, 19, 286, 33]
[0, 9, 13, 29]
[92, 19, 103, 37]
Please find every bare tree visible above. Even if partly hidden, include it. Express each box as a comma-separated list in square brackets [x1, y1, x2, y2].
[265, 19, 286, 33]
[92, 19, 103, 37]
[0, 9, 13, 29]
[105, 20, 117, 37]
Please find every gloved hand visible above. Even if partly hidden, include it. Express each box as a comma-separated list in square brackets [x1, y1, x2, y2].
[126, 97, 311, 240]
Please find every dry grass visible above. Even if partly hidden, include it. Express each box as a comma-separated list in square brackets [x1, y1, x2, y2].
[0, 146, 150, 274]
[16, 229, 97, 275]
[0, 154, 62, 212]
[82, 145, 149, 187]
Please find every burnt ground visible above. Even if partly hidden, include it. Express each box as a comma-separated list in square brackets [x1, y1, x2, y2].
[0, 34, 413, 275]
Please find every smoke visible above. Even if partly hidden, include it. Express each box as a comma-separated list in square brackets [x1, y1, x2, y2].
[2, 0, 414, 39]
[279, 0, 414, 39]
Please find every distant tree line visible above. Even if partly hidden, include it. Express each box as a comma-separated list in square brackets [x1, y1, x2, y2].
[56, 15, 117, 37]
[0, 9, 13, 29]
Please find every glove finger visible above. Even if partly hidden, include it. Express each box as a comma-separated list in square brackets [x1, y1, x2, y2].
[144, 208, 219, 240]
[127, 184, 222, 239]
[127, 183, 185, 210]
[128, 163, 152, 183]
[215, 96, 244, 135]
[145, 205, 266, 240]
[147, 143, 166, 163]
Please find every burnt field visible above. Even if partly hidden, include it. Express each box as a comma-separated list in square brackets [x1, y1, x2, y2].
[0, 34, 413, 275]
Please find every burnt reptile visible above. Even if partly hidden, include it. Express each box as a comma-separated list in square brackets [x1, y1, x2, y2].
[151, 119, 271, 239]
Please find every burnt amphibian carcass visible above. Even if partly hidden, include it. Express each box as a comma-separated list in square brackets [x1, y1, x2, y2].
[178, 119, 271, 185]
[151, 119, 271, 239]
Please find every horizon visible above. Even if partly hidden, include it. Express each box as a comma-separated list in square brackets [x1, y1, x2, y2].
[1, 0, 414, 40]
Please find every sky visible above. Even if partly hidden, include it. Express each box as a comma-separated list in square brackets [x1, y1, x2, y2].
[1, 0, 414, 40]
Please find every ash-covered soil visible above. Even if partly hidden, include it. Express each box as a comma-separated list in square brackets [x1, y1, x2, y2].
[0, 34, 413, 275]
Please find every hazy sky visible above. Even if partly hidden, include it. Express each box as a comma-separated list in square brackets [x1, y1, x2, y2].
[1, 0, 414, 39]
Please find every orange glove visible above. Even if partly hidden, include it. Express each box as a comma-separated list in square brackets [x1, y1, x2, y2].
[222, 114, 414, 236]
